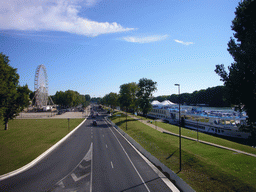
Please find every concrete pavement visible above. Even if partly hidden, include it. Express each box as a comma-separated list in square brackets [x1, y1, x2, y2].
[1, 108, 179, 192]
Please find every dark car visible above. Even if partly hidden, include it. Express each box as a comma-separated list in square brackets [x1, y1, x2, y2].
[93, 120, 97, 126]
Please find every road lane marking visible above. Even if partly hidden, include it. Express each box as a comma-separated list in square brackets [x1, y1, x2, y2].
[79, 164, 91, 169]
[111, 161, 114, 169]
[71, 172, 90, 182]
[106, 144, 108, 148]
[58, 181, 65, 188]
[52, 142, 93, 191]
[0, 117, 88, 181]
[107, 123, 150, 192]
[90, 142, 93, 192]
[106, 119, 180, 192]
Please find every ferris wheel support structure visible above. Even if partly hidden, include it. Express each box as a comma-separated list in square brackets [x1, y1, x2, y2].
[34, 64, 52, 108]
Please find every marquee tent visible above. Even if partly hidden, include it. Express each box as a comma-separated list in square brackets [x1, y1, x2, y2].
[161, 100, 175, 106]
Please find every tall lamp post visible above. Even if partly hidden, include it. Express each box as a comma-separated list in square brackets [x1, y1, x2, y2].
[175, 84, 181, 172]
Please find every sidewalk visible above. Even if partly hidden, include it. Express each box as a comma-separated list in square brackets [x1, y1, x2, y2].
[121, 112, 256, 158]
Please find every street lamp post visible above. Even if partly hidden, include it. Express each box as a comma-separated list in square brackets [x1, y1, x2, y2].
[175, 84, 181, 172]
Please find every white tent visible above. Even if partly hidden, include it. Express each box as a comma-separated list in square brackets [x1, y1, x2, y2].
[152, 100, 161, 105]
[161, 100, 176, 106]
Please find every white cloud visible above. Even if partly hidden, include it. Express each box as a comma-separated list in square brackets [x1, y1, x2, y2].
[0, 0, 134, 37]
[84, 0, 99, 7]
[174, 39, 194, 45]
[122, 35, 168, 43]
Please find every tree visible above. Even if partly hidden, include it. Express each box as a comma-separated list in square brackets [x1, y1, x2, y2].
[137, 78, 157, 116]
[119, 83, 133, 112]
[0, 53, 30, 130]
[53, 90, 89, 108]
[215, 0, 256, 126]
[85, 94, 91, 102]
[103, 92, 119, 110]
[129, 82, 139, 114]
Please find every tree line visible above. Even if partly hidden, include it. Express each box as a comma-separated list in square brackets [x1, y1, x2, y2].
[1, 0, 255, 134]
[154, 86, 231, 107]
[0, 52, 91, 130]
[101, 78, 157, 117]
[51, 91, 90, 109]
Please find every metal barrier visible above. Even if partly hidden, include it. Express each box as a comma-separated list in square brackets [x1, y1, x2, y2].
[105, 117, 195, 192]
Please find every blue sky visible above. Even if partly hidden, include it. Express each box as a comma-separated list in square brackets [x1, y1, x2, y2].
[0, 0, 240, 97]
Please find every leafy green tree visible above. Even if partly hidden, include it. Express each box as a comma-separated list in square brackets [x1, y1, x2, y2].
[129, 82, 139, 114]
[102, 93, 119, 110]
[108, 92, 119, 110]
[0, 53, 30, 130]
[215, 0, 256, 126]
[137, 78, 157, 116]
[53, 90, 89, 108]
[85, 94, 91, 102]
[119, 83, 132, 112]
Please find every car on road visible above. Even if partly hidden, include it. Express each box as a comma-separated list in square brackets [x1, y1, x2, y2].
[93, 120, 97, 126]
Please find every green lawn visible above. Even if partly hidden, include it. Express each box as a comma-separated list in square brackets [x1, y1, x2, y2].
[155, 121, 256, 155]
[110, 112, 256, 192]
[123, 111, 256, 155]
[0, 118, 84, 175]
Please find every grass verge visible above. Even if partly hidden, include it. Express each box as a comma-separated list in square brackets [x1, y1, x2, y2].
[110, 112, 256, 192]
[155, 121, 256, 155]
[0, 118, 84, 175]
[123, 111, 256, 155]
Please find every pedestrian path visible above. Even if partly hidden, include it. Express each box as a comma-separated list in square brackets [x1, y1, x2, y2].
[120, 112, 256, 158]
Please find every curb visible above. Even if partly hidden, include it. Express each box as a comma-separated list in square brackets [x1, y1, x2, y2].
[105, 117, 195, 192]
[0, 117, 88, 181]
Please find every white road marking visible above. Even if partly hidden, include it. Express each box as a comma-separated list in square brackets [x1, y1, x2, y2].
[107, 120, 180, 192]
[106, 144, 108, 148]
[79, 164, 91, 169]
[90, 143, 93, 192]
[71, 173, 90, 182]
[58, 181, 65, 188]
[0, 117, 88, 181]
[53, 143, 93, 191]
[111, 161, 114, 169]
[107, 123, 151, 192]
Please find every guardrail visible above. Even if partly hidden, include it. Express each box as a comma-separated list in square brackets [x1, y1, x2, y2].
[105, 116, 195, 192]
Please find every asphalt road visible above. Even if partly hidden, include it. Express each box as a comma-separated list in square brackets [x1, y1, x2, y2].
[0, 107, 177, 192]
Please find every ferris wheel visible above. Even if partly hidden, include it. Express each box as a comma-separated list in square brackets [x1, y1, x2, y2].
[34, 64, 49, 108]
